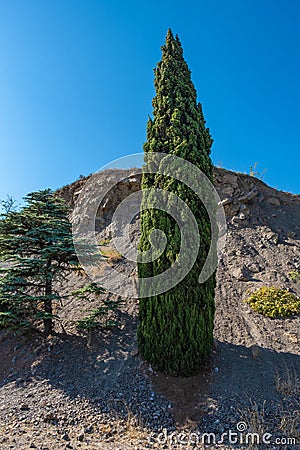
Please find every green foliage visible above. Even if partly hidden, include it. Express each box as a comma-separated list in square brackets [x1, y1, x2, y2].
[76, 308, 120, 332]
[245, 286, 300, 318]
[1, 195, 19, 214]
[71, 282, 105, 299]
[72, 284, 124, 332]
[137, 29, 216, 376]
[99, 238, 112, 246]
[289, 271, 300, 282]
[0, 310, 31, 331]
[0, 189, 78, 335]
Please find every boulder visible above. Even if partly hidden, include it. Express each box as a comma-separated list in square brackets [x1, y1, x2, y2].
[266, 197, 280, 206]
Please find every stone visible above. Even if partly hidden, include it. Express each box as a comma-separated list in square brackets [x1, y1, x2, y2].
[62, 433, 70, 441]
[73, 189, 82, 198]
[222, 173, 238, 184]
[248, 263, 262, 273]
[231, 216, 240, 224]
[239, 188, 258, 203]
[20, 403, 29, 411]
[263, 231, 279, 244]
[44, 411, 56, 422]
[287, 231, 296, 238]
[77, 432, 84, 441]
[223, 185, 234, 196]
[231, 203, 241, 213]
[218, 197, 233, 206]
[128, 177, 139, 185]
[266, 197, 280, 206]
[232, 267, 251, 281]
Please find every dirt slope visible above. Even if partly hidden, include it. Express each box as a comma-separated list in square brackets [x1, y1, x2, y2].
[0, 168, 299, 449]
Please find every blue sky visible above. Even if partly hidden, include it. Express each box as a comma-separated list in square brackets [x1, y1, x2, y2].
[0, 0, 299, 204]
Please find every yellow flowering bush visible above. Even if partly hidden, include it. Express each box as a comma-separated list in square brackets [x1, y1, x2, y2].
[245, 286, 300, 318]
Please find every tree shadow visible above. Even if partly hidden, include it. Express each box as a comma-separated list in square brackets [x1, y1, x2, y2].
[151, 340, 300, 431]
[0, 325, 299, 438]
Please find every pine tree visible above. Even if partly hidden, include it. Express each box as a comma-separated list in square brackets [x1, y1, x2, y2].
[137, 29, 216, 376]
[0, 190, 78, 336]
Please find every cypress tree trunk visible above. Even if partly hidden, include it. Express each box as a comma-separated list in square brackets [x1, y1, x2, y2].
[137, 29, 216, 377]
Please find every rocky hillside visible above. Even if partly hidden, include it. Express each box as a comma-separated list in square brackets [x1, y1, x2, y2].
[57, 166, 300, 353]
[0, 168, 299, 450]
[57, 166, 300, 234]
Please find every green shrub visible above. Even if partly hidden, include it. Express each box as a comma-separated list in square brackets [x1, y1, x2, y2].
[76, 307, 120, 332]
[72, 283, 124, 339]
[71, 282, 105, 299]
[245, 286, 300, 318]
[289, 271, 300, 282]
[99, 238, 111, 246]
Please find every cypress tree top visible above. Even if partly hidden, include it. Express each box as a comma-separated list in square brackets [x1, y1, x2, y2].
[145, 28, 213, 180]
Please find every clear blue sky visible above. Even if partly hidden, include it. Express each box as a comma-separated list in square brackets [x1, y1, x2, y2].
[0, 0, 299, 204]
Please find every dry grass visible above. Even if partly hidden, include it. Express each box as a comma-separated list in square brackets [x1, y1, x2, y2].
[278, 401, 300, 443]
[101, 247, 123, 264]
[275, 366, 299, 397]
[109, 403, 148, 444]
[275, 366, 299, 448]
[273, 366, 299, 449]
[250, 344, 261, 360]
[239, 400, 266, 449]
[123, 408, 146, 441]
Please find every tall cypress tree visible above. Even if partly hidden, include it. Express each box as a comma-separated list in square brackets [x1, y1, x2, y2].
[137, 29, 216, 376]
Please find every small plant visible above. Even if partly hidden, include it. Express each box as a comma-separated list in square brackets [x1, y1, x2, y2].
[278, 400, 300, 443]
[289, 271, 300, 282]
[275, 367, 300, 443]
[99, 237, 112, 246]
[250, 344, 261, 360]
[249, 162, 267, 180]
[275, 365, 299, 396]
[125, 413, 145, 441]
[113, 403, 146, 443]
[72, 283, 124, 345]
[101, 247, 123, 263]
[245, 286, 300, 318]
[71, 282, 105, 299]
[76, 307, 120, 332]
[239, 400, 267, 449]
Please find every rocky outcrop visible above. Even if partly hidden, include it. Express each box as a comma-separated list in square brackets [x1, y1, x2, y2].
[57, 167, 300, 241]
